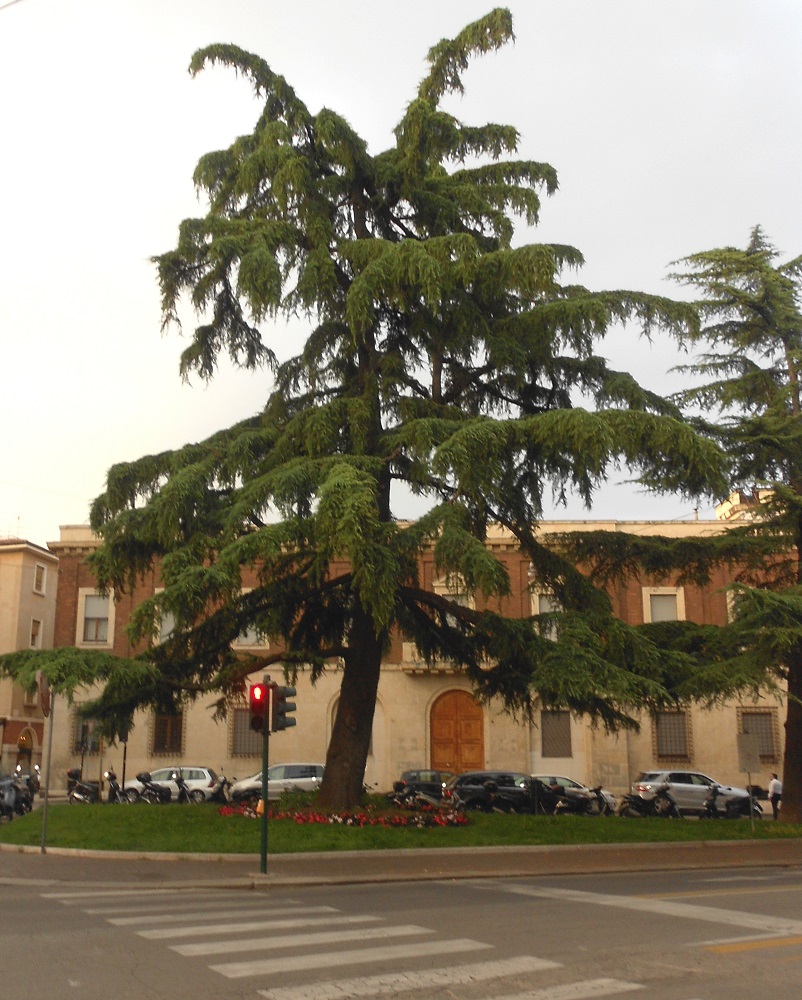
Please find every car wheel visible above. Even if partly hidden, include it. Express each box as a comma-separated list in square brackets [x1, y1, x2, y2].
[189, 789, 205, 804]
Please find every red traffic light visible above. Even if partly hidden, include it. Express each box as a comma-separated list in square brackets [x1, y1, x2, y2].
[249, 682, 269, 731]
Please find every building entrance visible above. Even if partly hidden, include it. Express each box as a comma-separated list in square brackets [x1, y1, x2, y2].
[430, 690, 484, 774]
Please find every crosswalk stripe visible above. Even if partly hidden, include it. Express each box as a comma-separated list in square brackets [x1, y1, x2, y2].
[211, 938, 491, 979]
[257, 955, 561, 1000]
[111, 906, 346, 926]
[489, 979, 643, 999]
[174, 923, 431, 958]
[138, 913, 349, 940]
[44, 889, 177, 900]
[83, 897, 295, 915]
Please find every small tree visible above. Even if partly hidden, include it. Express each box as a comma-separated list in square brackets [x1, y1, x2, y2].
[1, 10, 723, 810]
[557, 226, 802, 822]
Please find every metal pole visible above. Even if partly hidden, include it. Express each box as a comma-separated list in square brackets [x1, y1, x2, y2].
[40, 695, 55, 854]
[259, 675, 271, 874]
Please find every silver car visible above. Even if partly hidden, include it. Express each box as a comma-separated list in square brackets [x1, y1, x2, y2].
[632, 769, 752, 815]
[230, 762, 324, 803]
[124, 766, 220, 803]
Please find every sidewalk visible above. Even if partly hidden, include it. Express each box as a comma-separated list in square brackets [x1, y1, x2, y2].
[2, 837, 801, 890]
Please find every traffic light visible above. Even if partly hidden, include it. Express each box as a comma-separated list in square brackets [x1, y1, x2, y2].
[271, 685, 297, 731]
[249, 682, 269, 732]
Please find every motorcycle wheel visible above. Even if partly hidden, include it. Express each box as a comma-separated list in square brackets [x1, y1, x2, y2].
[68, 790, 89, 804]
[141, 789, 159, 804]
[126, 789, 142, 803]
[188, 790, 205, 804]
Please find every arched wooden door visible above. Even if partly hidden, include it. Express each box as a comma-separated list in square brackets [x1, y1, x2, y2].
[430, 690, 484, 774]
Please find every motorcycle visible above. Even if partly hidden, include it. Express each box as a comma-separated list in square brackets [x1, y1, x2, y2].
[104, 768, 132, 804]
[170, 770, 204, 804]
[552, 784, 614, 817]
[701, 784, 762, 820]
[616, 782, 682, 818]
[136, 771, 172, 804]
[67, 767, 101, 804]
[13, 764, 39, 813]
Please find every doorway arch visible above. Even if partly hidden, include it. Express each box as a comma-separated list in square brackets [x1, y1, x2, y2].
[430, 690, 484, 773]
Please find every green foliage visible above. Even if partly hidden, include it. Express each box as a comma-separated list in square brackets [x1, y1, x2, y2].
[0, 11, 731, 803]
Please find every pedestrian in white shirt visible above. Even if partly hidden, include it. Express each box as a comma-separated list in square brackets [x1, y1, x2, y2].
[768, 773, 783, 820]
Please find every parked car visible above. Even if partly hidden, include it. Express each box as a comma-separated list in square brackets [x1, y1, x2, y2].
[230, 762, 324, 803]
[391, 769, 454, 800]
[532, 774, 617, 812]
[631, 769, 754, 816]
[124, 766, 220, 803]
[443, 770, 533, 809]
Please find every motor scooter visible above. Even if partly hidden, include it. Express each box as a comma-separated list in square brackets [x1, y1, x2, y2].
[701, 784, 763, 820]
[136, 771, 172, 804]
[66, 767, 100, 804]
[104, 768, 131, 804]
[209, 773, 233, 805]
[0, 775, 20, 820]
[170, 770, 204, 804]
[616, 782, 682, 818]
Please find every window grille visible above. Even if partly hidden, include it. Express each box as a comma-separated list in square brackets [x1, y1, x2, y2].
[739, 709, 778, 760]
[655, 710, 690, 759]
[231, 706, 263, 756]
[541, 710, 572, 758]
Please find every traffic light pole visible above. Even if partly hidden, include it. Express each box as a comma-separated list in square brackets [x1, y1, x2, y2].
[260, 675, 271, 875]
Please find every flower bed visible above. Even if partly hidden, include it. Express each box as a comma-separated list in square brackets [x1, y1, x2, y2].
[218, 803, 469, 827]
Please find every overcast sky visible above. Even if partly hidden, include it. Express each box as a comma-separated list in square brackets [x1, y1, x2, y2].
[2, 1, 801, 546]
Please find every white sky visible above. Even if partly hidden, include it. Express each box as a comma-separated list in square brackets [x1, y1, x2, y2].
[2, 0, 801, 546]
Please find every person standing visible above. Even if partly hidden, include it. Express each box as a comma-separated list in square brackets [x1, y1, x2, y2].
[768, 772, 783, 820]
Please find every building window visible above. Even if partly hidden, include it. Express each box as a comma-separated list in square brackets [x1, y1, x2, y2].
[738, 708, 779, 761]
[152, 712, 184, 755]
[77, 590, 114, 646]
[231, 706, 263, 755]
[33, 563, 46, 594]
[541, 710, 572, 758]
[654, 710, 691, 759]
[643, 587, 686, 623]
[72, 715, 102, 754]
[159, 611, 176, 643]
[23, 685, 38, 708]
[533, 592, 560, 640]
[30, 618, 42, 649]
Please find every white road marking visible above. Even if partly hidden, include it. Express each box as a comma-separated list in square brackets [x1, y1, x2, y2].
[111, 906, 347, 926]
[83, 897, 295, 914]
[45, 888, 177, 900]
[491, 981, 643, 1000]
[139, 913, 349, 940]
[498, 884, 802, 936]
[211, 938, 491, 978]
[258, 956, 561, 1000]
[174, 923, 433, 957]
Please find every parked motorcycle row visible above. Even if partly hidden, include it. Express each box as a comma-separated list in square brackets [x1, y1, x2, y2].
[0, 764, 40, 821]
[66, 768, 233, 805]
[388, 773, 763, 820]
[388, 776, 615, 816]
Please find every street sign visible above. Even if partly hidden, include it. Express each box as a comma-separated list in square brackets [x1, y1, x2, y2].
[737, 732, 761, 773]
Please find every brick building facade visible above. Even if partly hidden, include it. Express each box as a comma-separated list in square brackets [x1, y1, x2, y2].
[43, 520, 784, 797]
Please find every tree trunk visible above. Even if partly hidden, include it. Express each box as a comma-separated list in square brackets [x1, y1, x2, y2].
[781, 652, 802, 823]
[317, 602, 385, 811]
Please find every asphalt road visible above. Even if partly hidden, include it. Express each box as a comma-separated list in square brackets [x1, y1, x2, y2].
[5, 864, 802, 1000]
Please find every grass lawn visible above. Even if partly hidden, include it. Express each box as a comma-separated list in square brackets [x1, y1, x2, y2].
[1, 801, 800, 854]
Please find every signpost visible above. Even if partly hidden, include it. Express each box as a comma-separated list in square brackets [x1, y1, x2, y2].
[737, 732, 761, 834]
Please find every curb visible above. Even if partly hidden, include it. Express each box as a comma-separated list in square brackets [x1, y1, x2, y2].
[2, 837, 801, 889]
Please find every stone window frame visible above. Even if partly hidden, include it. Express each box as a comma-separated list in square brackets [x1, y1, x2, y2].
[652, 708, 693, 762]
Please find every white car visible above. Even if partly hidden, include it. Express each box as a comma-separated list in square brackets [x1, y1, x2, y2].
[231, 762, 324, 803]
[124, 766, 220, 803]
[532, 773, 617, 812]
